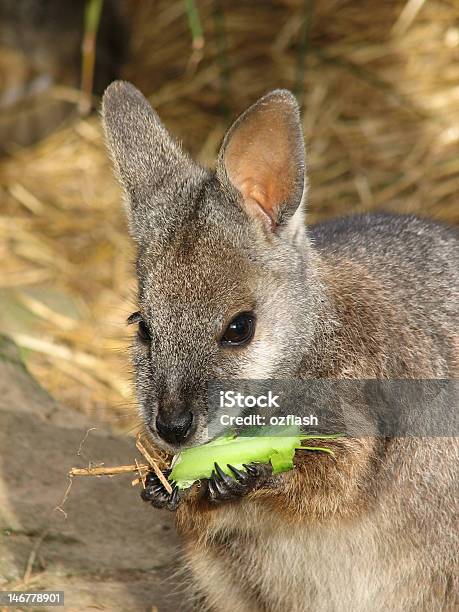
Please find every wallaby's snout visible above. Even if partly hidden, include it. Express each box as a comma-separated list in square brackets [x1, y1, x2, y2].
[154, 400, 194, 445]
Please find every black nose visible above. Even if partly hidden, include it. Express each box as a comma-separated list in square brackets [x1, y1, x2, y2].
[155, 409, 194, 444]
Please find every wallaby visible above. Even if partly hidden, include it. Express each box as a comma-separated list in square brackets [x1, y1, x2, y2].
[102, 81, 458, 612]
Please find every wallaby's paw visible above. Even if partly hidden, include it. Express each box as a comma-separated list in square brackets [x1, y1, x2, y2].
[205, 462, 272, 504]
[141, 469, 181, 511]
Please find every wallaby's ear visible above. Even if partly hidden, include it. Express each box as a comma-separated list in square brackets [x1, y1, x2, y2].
[216, 90, 306, 232]
[101, 81, 202, 238]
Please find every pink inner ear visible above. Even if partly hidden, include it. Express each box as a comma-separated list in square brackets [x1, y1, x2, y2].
[239, 180, 277, 229]
[222, 96, 303, 231]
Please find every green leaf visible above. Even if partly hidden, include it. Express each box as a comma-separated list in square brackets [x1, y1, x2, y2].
[169, 426, 338, 489]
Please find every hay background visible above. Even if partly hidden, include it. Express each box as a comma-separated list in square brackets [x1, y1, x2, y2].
[1, 0, 458, 430]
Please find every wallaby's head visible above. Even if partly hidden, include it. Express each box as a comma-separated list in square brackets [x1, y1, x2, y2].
[102, 81, 321, 452]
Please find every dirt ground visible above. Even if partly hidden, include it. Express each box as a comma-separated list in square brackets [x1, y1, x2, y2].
[0, 335, 188, 612]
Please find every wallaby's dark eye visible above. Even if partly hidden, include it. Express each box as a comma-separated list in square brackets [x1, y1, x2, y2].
[221, 312, 255, 347]
[137, 320, 151, 344]
[127, 311, 150, 345]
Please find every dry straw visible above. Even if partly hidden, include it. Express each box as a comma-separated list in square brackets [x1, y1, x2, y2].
[1, 0, 458, 427]
[69, 433, 171, 492]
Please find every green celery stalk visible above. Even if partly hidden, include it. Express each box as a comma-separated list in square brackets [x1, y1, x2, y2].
[169, 426, 338, 489]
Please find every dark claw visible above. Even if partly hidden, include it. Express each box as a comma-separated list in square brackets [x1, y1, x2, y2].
[207, 475, 233, 504]
[171, 486, 179, 505]
[214, 463, 234, 485]
[145, 473, 158, 487]
[206, 462, 272, 504]
[227, 464, 249, 482]
[145, 469, 171, 487]
[243, 463, 258, 477]
[141, 469, 181, 512]
[214, 478, 227, 496]
[210, 471, 226, 495]
[141, 485, 162, 502]
[207, 477, 218, 499]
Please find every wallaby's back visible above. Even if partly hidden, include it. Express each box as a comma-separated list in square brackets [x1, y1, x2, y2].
[307, 213, 458, 379]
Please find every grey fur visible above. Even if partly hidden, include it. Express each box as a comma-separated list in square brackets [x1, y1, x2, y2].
[102, 81, 458, 612]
